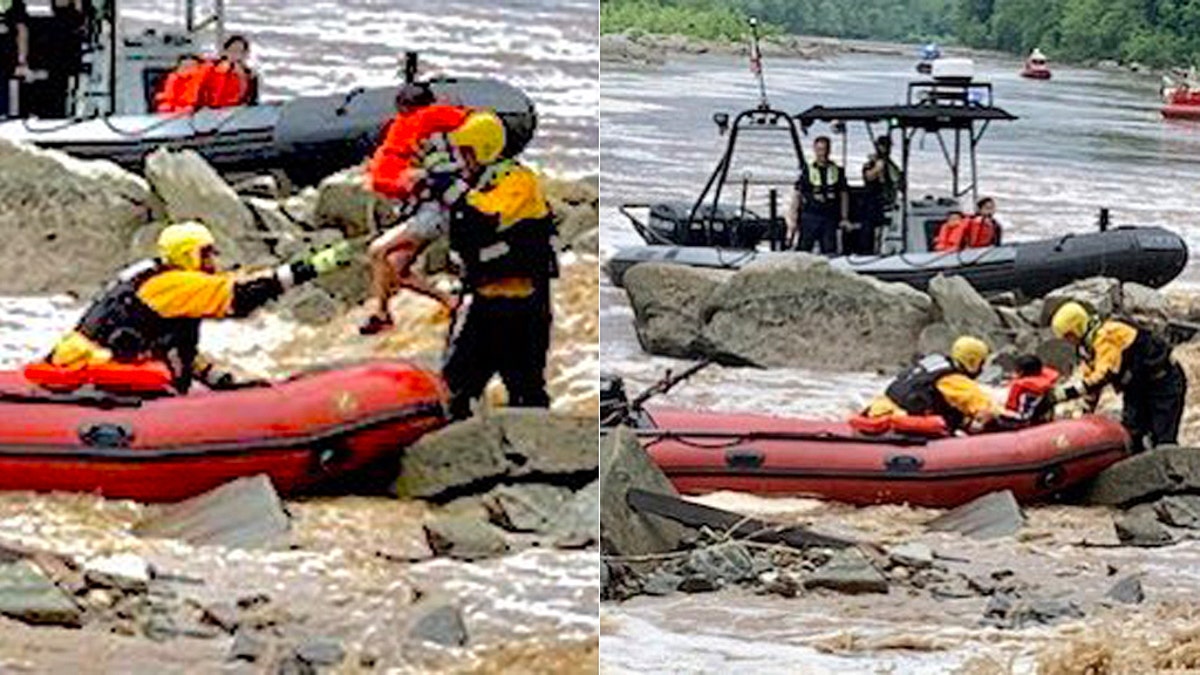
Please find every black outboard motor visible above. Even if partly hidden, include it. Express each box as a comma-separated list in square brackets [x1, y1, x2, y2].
[600, 373, 630, 427]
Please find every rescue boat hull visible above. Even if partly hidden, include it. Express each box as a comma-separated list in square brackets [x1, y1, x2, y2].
[1162, 103, 1200, 120]
[606, 226, 1188, 298]
[0, 78, 537, 186]
[0, 361, 447, 502]
[1020, 68, 1051, 80]
[639, 408, 1130, 507]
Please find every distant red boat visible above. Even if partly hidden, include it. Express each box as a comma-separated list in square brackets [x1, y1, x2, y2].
[1021, 50, 1051, 80]
[1162, 88, 1200, 119]
[0, 361, 447, 502]
[640, 408, 1130, 507]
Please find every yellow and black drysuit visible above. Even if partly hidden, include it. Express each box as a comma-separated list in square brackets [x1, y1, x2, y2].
[442, 159, 558, 419]
[1048, 320, 1186, 450]
[49, 256, 333, 392]
[866, 354, 998, 431]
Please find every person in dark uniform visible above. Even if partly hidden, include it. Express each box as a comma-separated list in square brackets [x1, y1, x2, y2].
[787, 136, 849, 254]
[355, 110, 556, 419]
[1044, 301, 1187, 451]
[854, 136, 902, 255]
[0, 0, 28, 117]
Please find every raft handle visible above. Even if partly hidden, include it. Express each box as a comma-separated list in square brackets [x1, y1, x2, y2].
[885, 454, 924, 473]
[725, 447, 765, 469]
[78, 423, 134, 448]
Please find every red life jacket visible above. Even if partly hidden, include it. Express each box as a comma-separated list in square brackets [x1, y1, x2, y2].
[24, 361, 175, 394]
[155, 61, 209, 113]
[198, 60, 251, 109]
[1005, 366, 1060, 416]
[368, 104, 471, 200]
[934, 215, 997, 251]
[848, 413, 950, 438]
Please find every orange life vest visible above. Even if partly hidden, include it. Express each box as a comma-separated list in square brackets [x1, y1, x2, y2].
[198, 60, 251, 109]
[848, 413, 950, 438]
[156, 61, 210, 113]
[934, 215, 997, 251]
[368, 104, 471, 200]
[24, 361, 175, 394]
[1005, 366, 1060, 416]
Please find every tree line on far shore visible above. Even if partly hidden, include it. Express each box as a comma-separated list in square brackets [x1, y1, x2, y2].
[601, 0, 1200, 68]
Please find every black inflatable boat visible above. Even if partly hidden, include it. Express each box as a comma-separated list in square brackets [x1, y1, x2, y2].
[608, 73, 1189, 298]
[0, 77, 536, 187]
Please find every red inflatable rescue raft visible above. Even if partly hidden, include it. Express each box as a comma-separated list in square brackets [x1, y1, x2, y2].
[640, 407, 1130, 507]
[0, 360, 447, 502]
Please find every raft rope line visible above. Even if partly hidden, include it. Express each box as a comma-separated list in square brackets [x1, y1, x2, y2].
[17, 103, 267, 140]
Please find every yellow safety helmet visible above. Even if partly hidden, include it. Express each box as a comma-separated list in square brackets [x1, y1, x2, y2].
[950, 336, 990, 375]
[1050, 301, 1093, 342]
[448, 111, 506, 165]
[158, 222, 216, 271]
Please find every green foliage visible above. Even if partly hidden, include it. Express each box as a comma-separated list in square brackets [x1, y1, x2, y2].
[600, 0, 780, 41]
[602, 0, 1200, 66]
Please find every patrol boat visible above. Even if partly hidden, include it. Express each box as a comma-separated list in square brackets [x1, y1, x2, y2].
[606, 58, 1187, 299]
[0, 0, 536, 186]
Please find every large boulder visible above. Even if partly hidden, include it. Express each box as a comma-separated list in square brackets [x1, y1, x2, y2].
[313, 166, 389, 239]
[0, 140, 152, 294]
[1042, 277, 1121, 325]
[599, 427, 687, 558]
[1083, 447, 1200, 506]
[396, 411, 596, 499]
[144, 148, 270, 268]
[542, 175, 598, 253]
[700, 256, 934, 370]
[624, 263, 730, 358]
[928, 274, 1004, 347]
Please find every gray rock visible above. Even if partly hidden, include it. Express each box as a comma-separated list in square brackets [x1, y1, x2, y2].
[397, 416, 508, 498]
[1017, 300, 1045, 327]
[804, 548, 889, 595]
[927, 490, 1025, 540]
[1043, 277, 1121, 325]
[641, 572, 683, 596]
[700, 256, 933, 370]
[398, 411, 596, 500]
[1155, 494, 1200, 529]
[313, 166, 387, 239]
[201, 601, 240, 633]
[295, 638, 345, 667]
[678, 575, 719, 593]
[1105, 575, 1145, 604]
[423, 515, 509, 561]
[917, 322, 956, 357]
[686, 543, 756, 585]
[888, 542, 934, 569]
[599, 428, 687, 559]
[571, 227, 599, 255]
[623, 263, 730, 359]
[408, 603, 469, 647]
[485, 483, 574, 533]
[134, 474, 291, 549]
[1115, 505, 1177, 547]
[83, 553, 151, 592]
[0, 140, 152, 295]
[543, 175, 598, 250]
[928, 274, 1004, 346]
[1083, 447, 1200, 506]
[1036, 338, 1078, 377]
[499, 410, 598, 476]
[1121, 283, 1170, 320]
[553, 480, 599, 548]
[144, 148, 267, 268]
[0, 560, 82, 627]
[275, 286, 343, 325]
[600, 33, 666, 65]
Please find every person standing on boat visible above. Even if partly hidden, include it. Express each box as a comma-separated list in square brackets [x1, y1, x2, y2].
[788, 136, 849, 255]
[857, 336, 1004, 434]
[856, 136, 903, 255]
[359, 83, 471, 334]
[0, 0, 28, 117]
[1044, 302, 1186, 451]
[39, 222, 359, 393]
[198, 35, 258, 109]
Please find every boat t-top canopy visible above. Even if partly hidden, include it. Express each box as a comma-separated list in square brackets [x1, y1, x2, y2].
[796, 103, 1017, 130]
